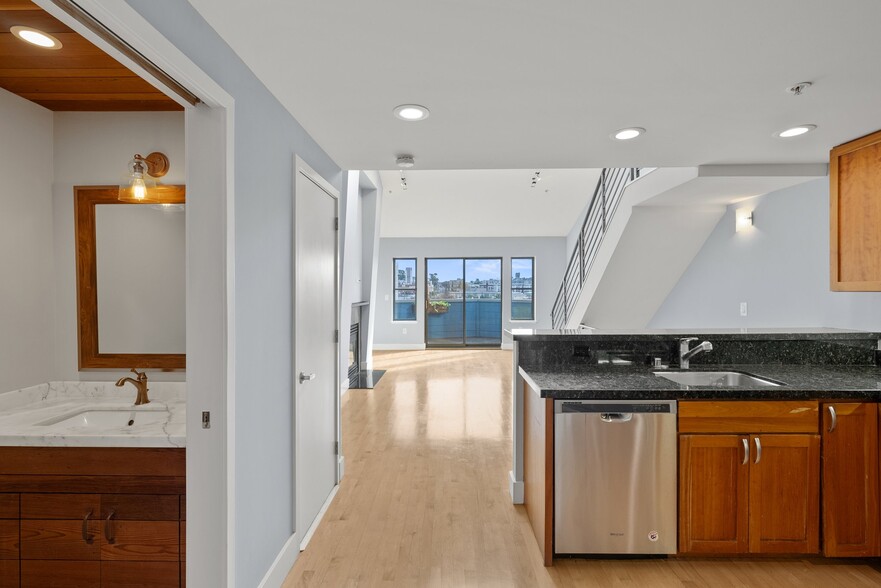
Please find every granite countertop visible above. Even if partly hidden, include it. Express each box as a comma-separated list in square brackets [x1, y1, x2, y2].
[519, 364, 881, 400]
[508, 327, 881, 342]
[0, 381, 185, 448]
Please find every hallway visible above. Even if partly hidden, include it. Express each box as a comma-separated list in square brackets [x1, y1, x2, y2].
[283, 350, 881, 587]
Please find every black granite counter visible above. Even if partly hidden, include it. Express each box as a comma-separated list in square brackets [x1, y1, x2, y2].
[520, 364, 881, 401]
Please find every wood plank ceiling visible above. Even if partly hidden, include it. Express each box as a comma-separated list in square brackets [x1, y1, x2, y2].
[0, 0, 181, 111]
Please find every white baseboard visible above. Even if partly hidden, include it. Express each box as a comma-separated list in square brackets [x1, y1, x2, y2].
[340, 378, 349, 397]
[509, 470, 524, 504]
[501, 342, 513, 350]
[257, 532, 300, 588]
[299, 484, 339, 551]
[372, 343, 426, 350]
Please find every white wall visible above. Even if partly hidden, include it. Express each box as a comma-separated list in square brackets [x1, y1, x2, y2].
[374, 237, 566, 346]
[0, 89, 55, 393]
[649, 179, 881, 330]
[52, 111, 186, 381]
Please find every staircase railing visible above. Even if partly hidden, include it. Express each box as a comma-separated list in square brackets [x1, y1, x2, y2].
[551, 167, 643, 329]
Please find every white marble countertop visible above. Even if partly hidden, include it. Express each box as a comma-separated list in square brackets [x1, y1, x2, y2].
[0, 381, 185, 448]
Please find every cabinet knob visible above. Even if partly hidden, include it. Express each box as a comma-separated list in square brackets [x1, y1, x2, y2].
[754, 437, 762, 465]
[827, 405, 837, 433]
[741, 438, 749, 465]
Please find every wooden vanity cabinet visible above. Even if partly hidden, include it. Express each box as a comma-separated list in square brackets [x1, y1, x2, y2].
[678, 401, 820, 555]
[821, 402, 880, 557]
[0, 494, 18, 588]
[0, 447, 184, 588]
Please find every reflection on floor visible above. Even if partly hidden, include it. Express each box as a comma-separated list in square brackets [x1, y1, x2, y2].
[348, 369, 386, 390]
[284, 349, 881, 587]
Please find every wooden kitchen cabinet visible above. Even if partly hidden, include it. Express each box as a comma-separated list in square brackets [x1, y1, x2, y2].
[679, 401, 820, 555]
[822, 402, 880, 557]
[679, 435, 749, 553]
[830, 128, 881, 291]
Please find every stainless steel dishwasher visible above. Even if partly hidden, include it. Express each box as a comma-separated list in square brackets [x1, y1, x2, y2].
[554, 399, 677, 555]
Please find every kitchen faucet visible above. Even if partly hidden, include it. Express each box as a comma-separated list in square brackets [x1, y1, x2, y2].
[679, 338, 713, 369]
[116, 368, 150, 405]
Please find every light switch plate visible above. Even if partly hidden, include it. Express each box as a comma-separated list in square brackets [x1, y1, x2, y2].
[739, 302, 748, 317]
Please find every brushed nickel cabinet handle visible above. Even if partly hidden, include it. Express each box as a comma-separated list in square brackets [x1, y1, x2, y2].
[104, 510, 116, 544]
[299, 372, 316, 384]
[82, 510, 94, 544]
[754, 437, 762, 465]
[741, 438, 749, 465]
[828, 405, 837, 433]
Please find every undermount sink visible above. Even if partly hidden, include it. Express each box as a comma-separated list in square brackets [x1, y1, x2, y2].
[36, 407, 169, 429]
[653, 371, 784, 387]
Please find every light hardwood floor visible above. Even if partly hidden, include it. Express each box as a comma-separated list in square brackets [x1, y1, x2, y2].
[283, 349, 881, 587]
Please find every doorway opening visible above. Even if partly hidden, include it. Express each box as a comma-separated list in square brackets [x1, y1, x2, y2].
[425, 257, 502, 347]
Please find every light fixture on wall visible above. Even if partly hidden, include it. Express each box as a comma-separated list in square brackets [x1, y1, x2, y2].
[735, 208, 754, 232]
[400, 171, 408, 191]
[118, 152, 169, 203]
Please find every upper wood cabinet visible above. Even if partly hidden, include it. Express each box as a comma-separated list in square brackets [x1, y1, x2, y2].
[830, 129, 881, 291]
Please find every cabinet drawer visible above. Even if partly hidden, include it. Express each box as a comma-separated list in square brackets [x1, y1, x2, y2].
[21, 560, 100, 588]
[0, 560, 18, 588]
[101, 521, 179, 561]
[679, 401, 819, 433]
[0, 495, 17, 519]
[102, 494, 179, 521]
[20, 519, 100, 560]
[0, 521, 18, 559]
[22, 494, 99, 519]
[102, 561, 179, 588]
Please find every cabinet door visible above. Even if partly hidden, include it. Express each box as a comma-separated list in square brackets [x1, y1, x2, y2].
[0, 561, 17, 588]
[749, 434, 820, 554]
[679, 435, 749, 554]
[20, 494, 101, 561]
[100, 494, 180, 563]
[822, 403, 880, 557]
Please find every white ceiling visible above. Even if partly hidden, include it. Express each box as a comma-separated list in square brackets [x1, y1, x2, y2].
[379, 169, 601, 237]
[190, 0, 881, 170]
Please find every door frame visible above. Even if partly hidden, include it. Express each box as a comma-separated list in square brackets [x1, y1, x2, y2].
[424, 256, 504, 348]
[35, 1, 236, 586]
[292, 155, 341, 549]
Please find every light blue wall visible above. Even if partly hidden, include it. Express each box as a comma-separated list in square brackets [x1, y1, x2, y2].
[124, 2, 342, 585]
[374, 237, 566, 346]
[649, 179, 881, 331]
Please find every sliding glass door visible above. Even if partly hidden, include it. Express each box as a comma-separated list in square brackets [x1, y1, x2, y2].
[425, 258, 502, 347]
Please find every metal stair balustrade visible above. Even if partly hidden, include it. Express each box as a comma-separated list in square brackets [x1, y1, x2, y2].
[551, 167, 642, 329]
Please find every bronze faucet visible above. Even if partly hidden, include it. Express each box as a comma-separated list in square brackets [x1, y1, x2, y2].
[115, 368, 150, 405]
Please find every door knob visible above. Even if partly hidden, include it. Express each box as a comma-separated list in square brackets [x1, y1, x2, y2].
[299, 372, 316, 384]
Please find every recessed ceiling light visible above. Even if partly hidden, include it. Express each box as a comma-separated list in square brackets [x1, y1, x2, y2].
[393, 104, 430, 121]
[775, 124, 817, 138]
[10, 26, 63, 50]
[612, 127, 645, 141]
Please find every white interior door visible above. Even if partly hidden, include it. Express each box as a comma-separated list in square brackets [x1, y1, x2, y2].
[294, 157, 339, 550]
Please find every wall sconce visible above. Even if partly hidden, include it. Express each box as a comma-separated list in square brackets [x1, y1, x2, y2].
[735, 208, 754, 232]
[118, 152, 169, 203]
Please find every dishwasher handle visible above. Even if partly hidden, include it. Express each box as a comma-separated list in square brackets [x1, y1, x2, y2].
[600, 413, 633, 423]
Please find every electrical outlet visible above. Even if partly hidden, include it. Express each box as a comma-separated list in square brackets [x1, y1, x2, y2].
[740, 302, 748, 317]
[402, 327, 407, 335]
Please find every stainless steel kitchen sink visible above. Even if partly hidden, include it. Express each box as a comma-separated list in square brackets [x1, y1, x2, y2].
[653, 370, 784, 387]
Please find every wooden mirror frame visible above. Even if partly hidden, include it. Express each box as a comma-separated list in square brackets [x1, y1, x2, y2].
[74, 185, 186, 370]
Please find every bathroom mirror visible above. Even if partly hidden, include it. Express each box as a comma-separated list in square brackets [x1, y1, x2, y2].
[75, 185, 186, 369]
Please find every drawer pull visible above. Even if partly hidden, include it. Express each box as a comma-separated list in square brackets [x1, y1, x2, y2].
[754, 437, 762, 465]
[104, 510, 116, 544]
[82, 510, 94, 544]
[828, 405, 837, 433]
[741, 438, 749, 465]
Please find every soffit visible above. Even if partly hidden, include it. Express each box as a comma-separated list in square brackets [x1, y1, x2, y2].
[0, 0, 181, 111]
